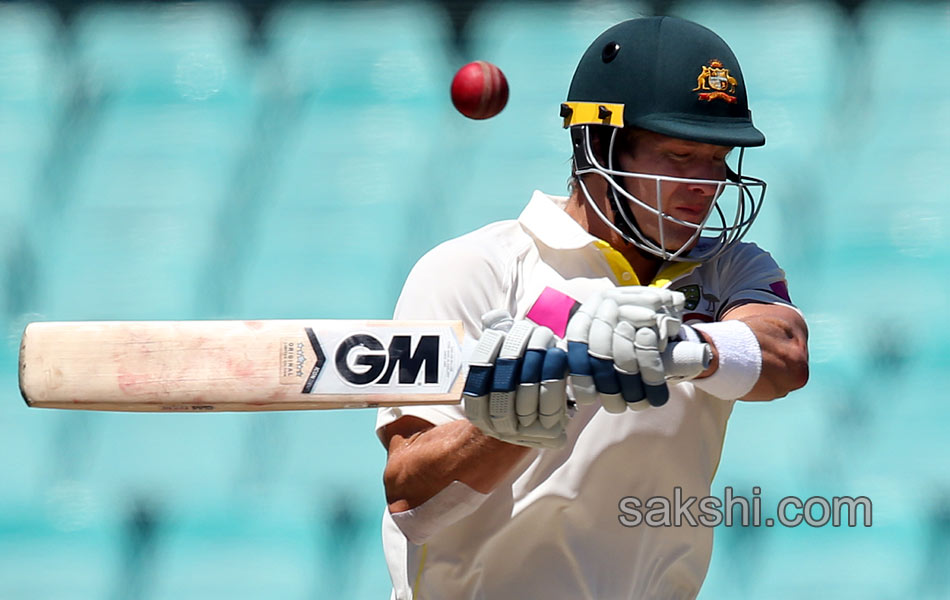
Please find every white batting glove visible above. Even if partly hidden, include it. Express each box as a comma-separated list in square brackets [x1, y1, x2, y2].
[463, 311, 570, 450]
[565, 288, 709, 412]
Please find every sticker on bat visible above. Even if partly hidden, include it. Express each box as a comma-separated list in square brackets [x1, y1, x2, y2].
[335, 333, 439, 386]
[279, 327, 326, 392]
[280, 324, 463, 396]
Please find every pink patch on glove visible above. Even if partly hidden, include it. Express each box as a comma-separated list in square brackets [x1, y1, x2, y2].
[525, 287, 580, 338]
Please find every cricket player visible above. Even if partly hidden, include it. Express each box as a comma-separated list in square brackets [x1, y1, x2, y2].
[377, 17, 808, 599]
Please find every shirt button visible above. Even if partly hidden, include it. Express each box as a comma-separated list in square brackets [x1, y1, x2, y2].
[621, 272, 632, 281]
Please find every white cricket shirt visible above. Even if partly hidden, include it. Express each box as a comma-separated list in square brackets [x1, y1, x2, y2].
[376, 191, 795, 600]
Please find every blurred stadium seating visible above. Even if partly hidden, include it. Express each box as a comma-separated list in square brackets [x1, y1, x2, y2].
[0, 1, 947, 598]
[240, 1, 453, 318]
[419, 0, 654, 240]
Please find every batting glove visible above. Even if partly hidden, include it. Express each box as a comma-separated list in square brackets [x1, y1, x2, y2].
[463, 310, 570, 450]
[566, 288, 709, 412]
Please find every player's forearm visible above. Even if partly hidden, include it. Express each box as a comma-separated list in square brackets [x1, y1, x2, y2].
[383, 417, 531, 512]
[735, 311, 809, 400]
[696, 303, 808, 401]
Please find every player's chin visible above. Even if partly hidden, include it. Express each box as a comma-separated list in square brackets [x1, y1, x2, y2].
[664, 221, 703, 243]
[653, 230, 703, 256]
[642, 231, 699, 257]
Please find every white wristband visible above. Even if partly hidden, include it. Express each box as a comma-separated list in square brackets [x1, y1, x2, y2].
[390, 480, 489, 545]
[691, 320, 762, 400]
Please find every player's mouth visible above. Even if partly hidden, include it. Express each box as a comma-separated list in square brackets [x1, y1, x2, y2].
[667, 204, 708, 224]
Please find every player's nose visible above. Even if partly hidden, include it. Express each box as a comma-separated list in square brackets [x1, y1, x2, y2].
[686, 165, 726, 198]
[686, 179, 721, 198]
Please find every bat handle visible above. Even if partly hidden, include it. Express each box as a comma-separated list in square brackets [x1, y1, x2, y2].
[662, 341, 712, 380]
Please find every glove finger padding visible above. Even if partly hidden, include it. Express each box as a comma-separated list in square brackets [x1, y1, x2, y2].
[655, 315, 679, 350]
[614, 290, 685, 352]
[480, 308, 514, 332]
[613, 321, 648, 411]
[463, 329, 506, 433]
[589, 298, 624, 413]
[538, 346, 569, 429]
[616, 304, 663, 328]
[566, 287, 687, 412]
[464, 314, 571, 450]
[516, 326, 555, 428]
[635, 327, 669, 407]
[565, 292, 601, 406]
[610, 287, 682, 311]
[489, 321, 536, 435]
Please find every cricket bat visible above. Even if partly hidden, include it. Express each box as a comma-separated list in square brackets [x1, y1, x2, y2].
[19, 320, 467, 412]
[18, 319, 708, 413]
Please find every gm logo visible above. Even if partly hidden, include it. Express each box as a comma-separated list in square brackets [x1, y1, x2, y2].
[335, 334, 440, 386]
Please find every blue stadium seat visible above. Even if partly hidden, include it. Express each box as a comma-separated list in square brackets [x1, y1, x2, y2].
[26, 4, 257, 320]
[0, 362, 48, 507]
[841, 2, 950, 156]
[266, 1, 451, 107]
[152, 529, 312, 598]
[0, 3, 62, 318]
[0, 2, 63, 110]
[816, 144, 948, 270]
[804, 3, 950, 267]
[154, 498, 392, 598]
[73, 3, 253, 106]
[453, 2, 645, 220]
[468, 1, 646, 106]
[236, 209, 415, 319]
[79, 413, 245, 501]
[860, 1, 950, 106]
[245, 3, 455, 318]
[0, 531, 113, 599]
[703, 519, 920, 598]
[31, 194, 224, 320]
[0, 5, 64, 508]
[236, 103, 430, 319]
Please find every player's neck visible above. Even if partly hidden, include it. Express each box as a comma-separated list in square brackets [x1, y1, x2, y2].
[623, 246, 663, 286]
[566, 192, 664, 285]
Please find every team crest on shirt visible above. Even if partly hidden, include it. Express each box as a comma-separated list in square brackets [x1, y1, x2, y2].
[677, 284, 702, 311]
[676, 284, 718, 322]
[692, 59, 738, 104]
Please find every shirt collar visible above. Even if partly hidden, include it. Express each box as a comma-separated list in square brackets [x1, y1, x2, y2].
[518, 190, 701, 287]
[517, 190, 600, 250]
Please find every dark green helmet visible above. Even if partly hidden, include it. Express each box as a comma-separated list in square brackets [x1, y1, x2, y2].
[562, 16, 764, 147]
[562, 17, 767, 263]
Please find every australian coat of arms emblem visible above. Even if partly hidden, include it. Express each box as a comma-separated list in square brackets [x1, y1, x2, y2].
[692, 59, 738, 104]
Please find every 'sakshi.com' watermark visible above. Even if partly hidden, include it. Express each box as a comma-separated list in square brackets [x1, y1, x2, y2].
[618, 487, 872, 528]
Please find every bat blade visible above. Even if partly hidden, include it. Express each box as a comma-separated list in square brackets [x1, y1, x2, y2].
[19, 320, 466, 412]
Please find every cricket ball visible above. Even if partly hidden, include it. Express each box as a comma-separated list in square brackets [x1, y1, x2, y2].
[450, 61, 509, 120]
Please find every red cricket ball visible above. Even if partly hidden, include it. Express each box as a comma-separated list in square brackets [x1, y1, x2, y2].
[450, 61, 509, 120]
